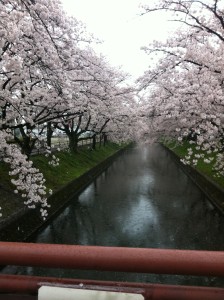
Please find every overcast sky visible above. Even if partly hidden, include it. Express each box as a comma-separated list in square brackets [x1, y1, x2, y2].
[61, 0, 176, 80]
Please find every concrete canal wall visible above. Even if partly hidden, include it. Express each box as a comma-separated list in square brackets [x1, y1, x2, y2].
[164, 145, 224, 215]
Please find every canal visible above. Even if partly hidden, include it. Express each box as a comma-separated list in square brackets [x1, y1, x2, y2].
[3, 144, 224, 286]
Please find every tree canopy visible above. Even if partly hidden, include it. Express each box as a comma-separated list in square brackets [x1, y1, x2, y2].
[1, 0, 224, 218]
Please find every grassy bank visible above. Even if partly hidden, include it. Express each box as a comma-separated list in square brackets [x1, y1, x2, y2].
[165, 140, 224, 189]
[32, 142, 125, 191]
[0, 142, 125, 219]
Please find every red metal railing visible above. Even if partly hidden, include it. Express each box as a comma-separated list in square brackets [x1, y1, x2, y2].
[0, 242, 224, 299]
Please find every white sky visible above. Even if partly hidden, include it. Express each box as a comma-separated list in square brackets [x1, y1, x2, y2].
[61, 0, 176, 81]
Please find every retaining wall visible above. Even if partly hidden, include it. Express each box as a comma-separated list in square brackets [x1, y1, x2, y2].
[163, 145, 224, 215]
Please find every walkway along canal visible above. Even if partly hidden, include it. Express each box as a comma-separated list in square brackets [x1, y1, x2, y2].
[2, 144, 224, 287]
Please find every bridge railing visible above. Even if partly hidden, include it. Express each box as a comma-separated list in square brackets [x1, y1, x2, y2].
[0, 242, 224, 299]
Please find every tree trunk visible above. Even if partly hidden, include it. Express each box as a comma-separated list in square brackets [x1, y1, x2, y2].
[68, 134, 78, 152]
[14, 127, 36, 158]
[99, 134, 103, 148]
[47, 122, 53, 148]
[92, 134, 96, 150]
[14, 135, 34, 158]
[103, 134, 107, 146]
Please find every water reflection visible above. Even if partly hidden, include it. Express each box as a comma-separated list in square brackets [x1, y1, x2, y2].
[117, 195, 158, 239]
[2, 144, 224, 286]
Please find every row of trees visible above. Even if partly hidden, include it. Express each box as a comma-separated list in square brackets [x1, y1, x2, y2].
[2, 0, 223, 218]
[0, 0, 139, 218]
[138, 0, 224, 177]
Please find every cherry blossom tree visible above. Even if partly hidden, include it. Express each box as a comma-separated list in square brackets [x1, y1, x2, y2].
[0, 0, 92, 217]
[138, 0, 224, 176]
[1, 0, 93, 154]
[53, 46, 136, 152]
[0, 0, 138, 218]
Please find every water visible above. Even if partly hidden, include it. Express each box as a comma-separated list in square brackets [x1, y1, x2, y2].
[3, 144, 224, 286]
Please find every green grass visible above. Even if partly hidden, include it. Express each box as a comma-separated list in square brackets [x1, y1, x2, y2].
[165, 140, 224, 189]
[0, 142, 125, 195]
[0, 162, 13, 190]
[0, 162, 26, 218]
[31, 142, 124, 191]
[0, 142, 125, 219]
